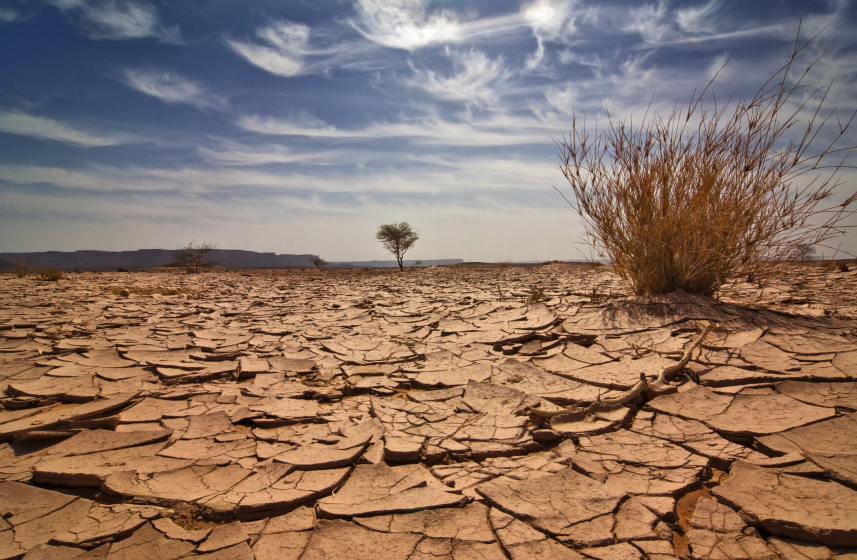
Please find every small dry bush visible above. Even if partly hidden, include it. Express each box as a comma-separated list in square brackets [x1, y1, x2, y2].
[526, 286, 546, 304]
[556, 31, 856, 297]
[12, 262, 29, 278]
[36, 269, 63, 281]
[108, 286, 195, 297]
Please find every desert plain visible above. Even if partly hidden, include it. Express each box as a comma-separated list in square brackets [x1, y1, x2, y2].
[1, 262, 857, 560]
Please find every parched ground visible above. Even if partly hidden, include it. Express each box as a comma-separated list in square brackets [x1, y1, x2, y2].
[1, 263, 857, 560]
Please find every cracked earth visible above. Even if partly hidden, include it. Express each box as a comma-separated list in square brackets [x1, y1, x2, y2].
[2, 262, 857, 559]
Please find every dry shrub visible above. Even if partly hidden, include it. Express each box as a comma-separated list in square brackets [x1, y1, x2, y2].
[526, 286, 545, 304]
[311, 256, 327, 271]
[11, 262, 29, 278]
[36, 269, 63, 281]
[175, 241, 217, 274]
[556, 31, 856, 297]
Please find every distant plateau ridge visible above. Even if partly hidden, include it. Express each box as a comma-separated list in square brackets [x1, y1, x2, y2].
[0, 250, 462, 270]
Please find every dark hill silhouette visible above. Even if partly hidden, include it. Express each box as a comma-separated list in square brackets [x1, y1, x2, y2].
[0, 250, 316, 270]
[0, 250, 464, 270]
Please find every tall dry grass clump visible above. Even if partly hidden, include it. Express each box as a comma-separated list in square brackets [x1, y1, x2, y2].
[556, 30, 856, 297]
[36, 269, 63, 281]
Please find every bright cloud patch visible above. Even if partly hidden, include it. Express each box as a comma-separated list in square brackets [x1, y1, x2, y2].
[524, 0, 577, 41]
[352, 0, 460, 50]
[522, 0, 579, 69]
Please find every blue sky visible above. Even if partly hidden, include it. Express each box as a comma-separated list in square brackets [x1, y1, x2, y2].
[0, 0, 855, 262]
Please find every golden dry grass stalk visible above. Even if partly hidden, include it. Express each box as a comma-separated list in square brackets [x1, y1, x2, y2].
[556, 29, 856, 296]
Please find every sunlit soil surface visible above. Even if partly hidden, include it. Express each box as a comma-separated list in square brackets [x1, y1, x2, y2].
[1, 263, 856, 559]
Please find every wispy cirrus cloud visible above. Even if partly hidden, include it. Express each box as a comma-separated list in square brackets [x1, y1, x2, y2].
[675, 0, 721, 35]
[351, 0, 461, 50]
[0, 151, 561, 196]
[49, 0, 180, 42]
[581, 0, 826, 46]
[404, 49, 511, 107]
[197, 141, 332, 166]
[236, 112, 553, 146]
[122, 68, 226, 110]
[228, 21, 312, 77]
[0, 111, 132, 146]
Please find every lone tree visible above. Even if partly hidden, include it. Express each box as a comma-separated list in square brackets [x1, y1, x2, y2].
[311, 256, 327, 271]
[792, 243, 816, 265]
[376, 222, 419, 271]
[175, 241, 217, 274]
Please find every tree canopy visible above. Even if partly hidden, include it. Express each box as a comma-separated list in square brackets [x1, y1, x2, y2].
[376, 222, 419, 271]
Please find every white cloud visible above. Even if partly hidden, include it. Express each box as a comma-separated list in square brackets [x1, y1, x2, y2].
[228, 21, 310, 77]
[524, 0, 576, 41]
[404, 49, 511, 106]
[49, 0, 180, 42]
[0, 151, 559, 196]
[197, 141, 332, 166]
[621, 2, 678, 43]
[543, 51, 678, 121]
[351, 0, 460, 50]
[122, 68, 227, 110]
[238, 115, 342, 138]
[228, 6, 532, 77]
[522, 0, 578, 70]
[236, 113, 554, 146]
[595, 0, 784, 46]
[676, 0, 720, 35]
[545, 84, 579, 115]
[0, 111, 131, 146]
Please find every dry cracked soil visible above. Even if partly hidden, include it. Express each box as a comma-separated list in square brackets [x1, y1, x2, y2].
[1, 262, 857, 560]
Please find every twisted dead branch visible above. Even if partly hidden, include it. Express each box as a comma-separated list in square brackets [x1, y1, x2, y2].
[522, 322, 715, 418]
[600, 321, 715, 405]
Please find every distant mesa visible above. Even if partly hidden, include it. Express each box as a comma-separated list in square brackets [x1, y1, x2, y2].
[0, 250, 462, 270]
